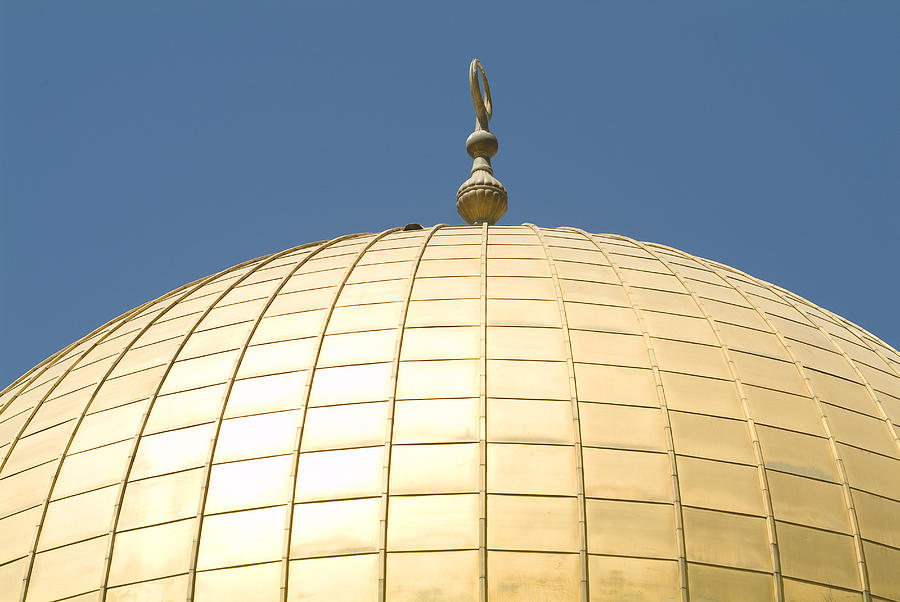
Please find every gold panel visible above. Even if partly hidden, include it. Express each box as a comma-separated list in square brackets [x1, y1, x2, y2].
[488, 360, 570, 400]
[864, 541, 900, 600]
[117, 468, 203, 532]
[296, 446, 383, 502]
[388, 493, 479, 551]
[390, 443, 480, 494]
[0, 506, 40, 563]
[387, 550, 479, 601]
[310, 363, 393, 406]
[838, 443, 900, 500]
[489, 276, 556, 300]
[488, 444, 578, 495]
[488, 494, 580, 552]
[791, 341, 859, 382]
[586, 499, 677, 558]
[783, 578, 861, 602]
[237, 338, 318, 378]
[406, 299, 480, 327]
[90, 364, 165, 413]
[487, 299, 561, 328]
[559, 279, 628, 306]
[677, 456, 764, 516]
[197, 506, 286, 570]
[396, 359, 480, 400]
[574, 364, 657, 405]
[683, 507, 771, 571]
[417, 257, 480, 277]
[488, 258, 552, 277]
[540, 246, 602, 263]
[806, 369, 878, 415]
[106, 575, 188, 602]
[776, 521, 859, 590]
[180, 322, 253, 360]
[145, 384, 226, 434]
[291, 497, 380, 557]
[756, 425, 840, 482]
[195, 562, 280, 602]
[620, 268, 682, 292]
[336, 278, 408, 306]
[766, 469, 851, 533]
[743, 385, 822, 434]
[131, 422, 215, 480]
[702, 298, 768, 330]
[347, 260, 413, 281]
[28, 537, 106, 602]
[659, 371, 744, 419]
[224, 371, 306, 418]
[0, 559, 26, 602]
[687, 563, 775, 602]
[159, 350, 239, 395]
[582, 448, 671, 501]
[487, 398, 575, 444]
[629, 288, 701, 317]
[327, 302, 404, 333]
[205, 455, 292, 514]
[401, 326, 481, 361]
[553, 260, 617, 283]
[487, 326, 566, 361]
[3, 421, 73, 475]
[855, 490, 900, 548]
[422, 243, 480, 259]
[717, 323, 792, 360]
[653, 338, 732, 380]
[563, 302, 640, 333]
[318, 329, 397, 367]
[53, 440, 129, 499]
[640, 310, 717, 345]
[213, 410, 301, 462]
[22, 392, 85, 439]
[569, 330, 648, 368]
[70, 400, 145, 454]
[588, 556, 680, 602]
[730, 351, 807, 396]
[108, 519, 194, 586]
[825, 403, 898, 458]
[411, 275, 480, 300]
[276, 282, 334, 306]
[252, 310, 328, 345]
[669, 411, 756, 464]
[487, 551, 580, 601]
[301, 402, 387, 451]
[580, 403, 666, 451]
[392, 398, 479, 444]
[287, 554, 378, 602]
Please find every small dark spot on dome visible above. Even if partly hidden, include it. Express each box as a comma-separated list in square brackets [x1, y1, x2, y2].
[403, 223, 424, 231]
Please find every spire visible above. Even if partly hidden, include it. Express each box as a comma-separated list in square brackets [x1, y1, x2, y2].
[457, 58, 508, 225]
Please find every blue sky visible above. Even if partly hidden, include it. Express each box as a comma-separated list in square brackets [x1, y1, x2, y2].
[1, 2, 898, 386]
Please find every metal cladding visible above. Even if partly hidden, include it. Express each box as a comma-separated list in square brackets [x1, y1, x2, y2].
[2, 225, 900, 601]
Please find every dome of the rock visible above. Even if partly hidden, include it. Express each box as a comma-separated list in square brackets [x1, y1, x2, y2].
[1, 225, 900, 602]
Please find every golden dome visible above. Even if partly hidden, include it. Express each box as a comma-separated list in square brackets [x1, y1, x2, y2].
[2, 225, 900, 602]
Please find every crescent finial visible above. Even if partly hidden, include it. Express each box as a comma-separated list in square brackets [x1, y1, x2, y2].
[456, 58, 508, 225]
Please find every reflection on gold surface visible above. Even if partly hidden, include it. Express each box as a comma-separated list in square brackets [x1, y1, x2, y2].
[2, 226, 900, 600]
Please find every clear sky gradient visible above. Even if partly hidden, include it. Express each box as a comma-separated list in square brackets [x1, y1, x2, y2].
[2, 2, 898, 386]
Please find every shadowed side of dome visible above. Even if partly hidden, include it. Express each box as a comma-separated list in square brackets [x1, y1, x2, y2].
[1, 225, 900, 601]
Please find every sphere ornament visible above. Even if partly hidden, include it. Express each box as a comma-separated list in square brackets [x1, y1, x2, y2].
[2, 225, 900, 601]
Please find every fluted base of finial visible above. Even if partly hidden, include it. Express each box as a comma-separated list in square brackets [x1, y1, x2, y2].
[457, 170, 508, 225]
